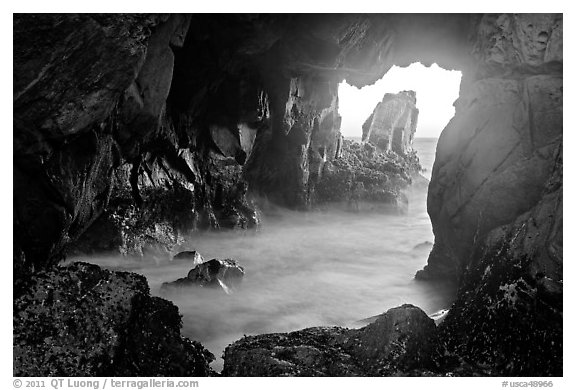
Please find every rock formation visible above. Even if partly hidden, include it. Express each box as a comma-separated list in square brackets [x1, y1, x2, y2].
[313, 91, 423, 210]
[313, 139, 420, 209]
[223, 305, 445, 376]
[13, 13, 562, 376]
[362, 90, 419, 154]
[14, 262, 214, 376]
[161, 258, 245, 294]
[418, 14, 563, 376]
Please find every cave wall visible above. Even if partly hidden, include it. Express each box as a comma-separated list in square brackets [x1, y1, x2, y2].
[421, 14, 563, 280]
[14, 14, 476, 271]
[420, 13, 563, 375]
[14, 14, 159, 274]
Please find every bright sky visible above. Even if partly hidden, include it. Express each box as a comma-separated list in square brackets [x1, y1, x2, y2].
[338, 63, 462, 139]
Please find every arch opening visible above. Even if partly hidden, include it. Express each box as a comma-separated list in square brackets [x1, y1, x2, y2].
[338, 62, 462, 178]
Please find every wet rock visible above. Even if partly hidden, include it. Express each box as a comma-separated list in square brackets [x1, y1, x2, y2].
[13, 262, 214, 376]
[346, 304, 442, 373]
[162, 258, 245, 294]
[313, 139, 421, 210]
[223, 327, 362, 377]
[223, 304, 442, 376]
[172, 250, 204, 264]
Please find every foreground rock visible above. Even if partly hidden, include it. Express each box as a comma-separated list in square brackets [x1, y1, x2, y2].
[161, 258, 245, 294]
[223, 304, 442, 376]
[13, 262, 214, 376]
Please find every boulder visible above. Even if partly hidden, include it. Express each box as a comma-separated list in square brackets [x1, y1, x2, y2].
[161, 258, 245, 294]
[13, 262, 214, 376]
[222, 304, 441, 376]
[345, 304, 442, 372]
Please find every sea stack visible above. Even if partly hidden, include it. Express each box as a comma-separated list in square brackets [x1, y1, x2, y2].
[362, 90, 419, 154]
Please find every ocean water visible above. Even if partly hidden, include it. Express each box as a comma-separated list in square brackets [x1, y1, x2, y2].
[81, 137, 451, 371]
[413, 137, 439, 179]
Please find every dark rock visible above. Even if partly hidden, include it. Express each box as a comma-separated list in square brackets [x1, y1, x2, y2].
[222, 304, 442, 376]
[346, 304, 442, 373]
[223, 327, 362, 377]
[13, 262, 214, 376]
[313, 139, 421, 210]
[172, 250, 204, 264]
[162, 258, 245, 294]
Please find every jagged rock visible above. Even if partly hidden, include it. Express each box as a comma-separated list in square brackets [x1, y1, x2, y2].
[312, 91, 422, 210]
[172, 250, 204, 264]
[222, 304, 442, 376]
[362, 90, 419, 154]
[13, 262, 214, 376]
[313, 139, 421, 210]
[161, 258, 245, 294]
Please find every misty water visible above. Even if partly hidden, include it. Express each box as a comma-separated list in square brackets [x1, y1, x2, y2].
[81, 137, 453, 371]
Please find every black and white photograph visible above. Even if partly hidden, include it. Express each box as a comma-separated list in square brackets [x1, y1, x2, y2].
[7, 2, 570, 387]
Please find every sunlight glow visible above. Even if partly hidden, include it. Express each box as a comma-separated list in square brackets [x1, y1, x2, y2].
[338, 63, 462, 139]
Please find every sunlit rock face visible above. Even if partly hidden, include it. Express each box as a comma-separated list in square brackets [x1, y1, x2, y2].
[422, 14, 563, 281]
[439, 152, 562, 375]
[362, 90, 419, 154]
[420, 13, 563, 376]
